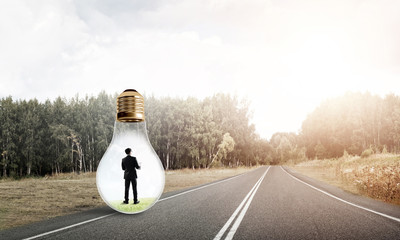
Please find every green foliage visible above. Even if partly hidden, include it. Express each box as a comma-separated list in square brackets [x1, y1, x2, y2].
[145, 93, 267, 169]
[0, 92, 273, 177]
[2, 91, 399, 177]
[0, 92, 115, 177]
[269, 132, 302, 164]
[361, 148, 374, 158]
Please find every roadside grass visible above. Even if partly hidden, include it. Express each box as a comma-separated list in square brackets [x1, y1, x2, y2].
[163, 167, 255, 193]
[0, 166, 256, 230]
[0, 172, 102, 231]
[290, 154, 400, 205]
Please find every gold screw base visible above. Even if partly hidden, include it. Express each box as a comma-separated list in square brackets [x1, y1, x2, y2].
[117, 89, 145, 122]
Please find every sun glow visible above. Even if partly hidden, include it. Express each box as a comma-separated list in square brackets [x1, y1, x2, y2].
[285, 33, 353, 98]
[2, 0, 399, 139]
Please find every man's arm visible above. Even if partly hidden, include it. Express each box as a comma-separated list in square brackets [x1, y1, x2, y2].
[122, 158, 126, 170]
[134, 157, 141, 170]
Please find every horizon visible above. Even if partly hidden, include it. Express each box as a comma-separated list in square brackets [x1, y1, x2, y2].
[0, 89, 395, 141]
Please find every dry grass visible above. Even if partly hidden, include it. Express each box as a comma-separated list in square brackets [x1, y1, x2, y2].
[0, 167, 256, 230]
[291, 154, 400, 205]
[0, 172, 102, 231]
[164, 167, 255, 193]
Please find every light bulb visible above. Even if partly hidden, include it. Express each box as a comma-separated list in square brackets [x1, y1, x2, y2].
[96, 89, 165, 214]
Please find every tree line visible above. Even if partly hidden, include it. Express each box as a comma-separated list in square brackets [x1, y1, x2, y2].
[1, 91, 399, 178]
[301, 92, 400, 158]
[0, 92, 116, 177]
[0, 92, 272, 178]
[269, 92, 400, 164]
[145, 94, 272, 169]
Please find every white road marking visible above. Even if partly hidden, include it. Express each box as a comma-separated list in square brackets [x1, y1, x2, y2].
[214, 166, 270, 240]
[225, 166, 270, 240]
[280, 166, 400, 223]
[158, 169, 253, 202]
[23, 168, 260, 240]
[23, 213, 116, 240]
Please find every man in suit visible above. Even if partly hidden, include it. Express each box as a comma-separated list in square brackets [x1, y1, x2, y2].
[122, 148, 141, 204]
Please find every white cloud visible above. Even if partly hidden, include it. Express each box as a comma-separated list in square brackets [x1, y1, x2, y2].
[0, 0, 399, 138]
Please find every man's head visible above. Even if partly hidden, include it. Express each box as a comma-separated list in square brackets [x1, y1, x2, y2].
[125, 148, 132, 155]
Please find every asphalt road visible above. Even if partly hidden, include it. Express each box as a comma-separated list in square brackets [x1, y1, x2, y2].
[1, 166, 399, 240]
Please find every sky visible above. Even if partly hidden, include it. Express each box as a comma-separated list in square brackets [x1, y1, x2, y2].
[0, 0, 399, 139]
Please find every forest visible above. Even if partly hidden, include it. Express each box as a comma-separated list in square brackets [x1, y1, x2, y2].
[1, 91, 400, 178]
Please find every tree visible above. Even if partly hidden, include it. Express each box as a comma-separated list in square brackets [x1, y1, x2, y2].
[208, 133, 235, 168]
[0, 97, 17, 177]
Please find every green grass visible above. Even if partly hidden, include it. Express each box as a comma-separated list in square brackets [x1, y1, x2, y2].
[109, 198, 156, 213]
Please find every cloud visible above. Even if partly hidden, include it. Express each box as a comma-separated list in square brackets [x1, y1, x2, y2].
[0, 1, 89, 97]
[0, 0, 399, 138]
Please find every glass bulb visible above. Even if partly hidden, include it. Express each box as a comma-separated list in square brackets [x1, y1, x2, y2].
[96, 89, 165, 214]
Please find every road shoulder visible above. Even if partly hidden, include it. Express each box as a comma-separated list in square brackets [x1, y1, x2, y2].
[283, 166, 400, 219]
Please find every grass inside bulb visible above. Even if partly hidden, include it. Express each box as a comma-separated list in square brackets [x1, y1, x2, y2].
[96, 89, 165, 214]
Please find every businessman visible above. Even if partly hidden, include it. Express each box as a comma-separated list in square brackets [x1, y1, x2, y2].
[122, 148, 141, 204]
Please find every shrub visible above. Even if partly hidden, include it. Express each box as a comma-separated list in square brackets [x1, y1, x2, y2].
[343, 149, 350, 158]
[382, 145, 388, 154]
[354, 163, 400, 203]
[361, 148, 374, 158]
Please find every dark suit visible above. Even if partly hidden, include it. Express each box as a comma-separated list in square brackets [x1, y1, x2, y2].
[122, 155, 140, 202]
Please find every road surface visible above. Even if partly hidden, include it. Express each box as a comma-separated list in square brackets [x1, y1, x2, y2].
[1, 166, 399, 239]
